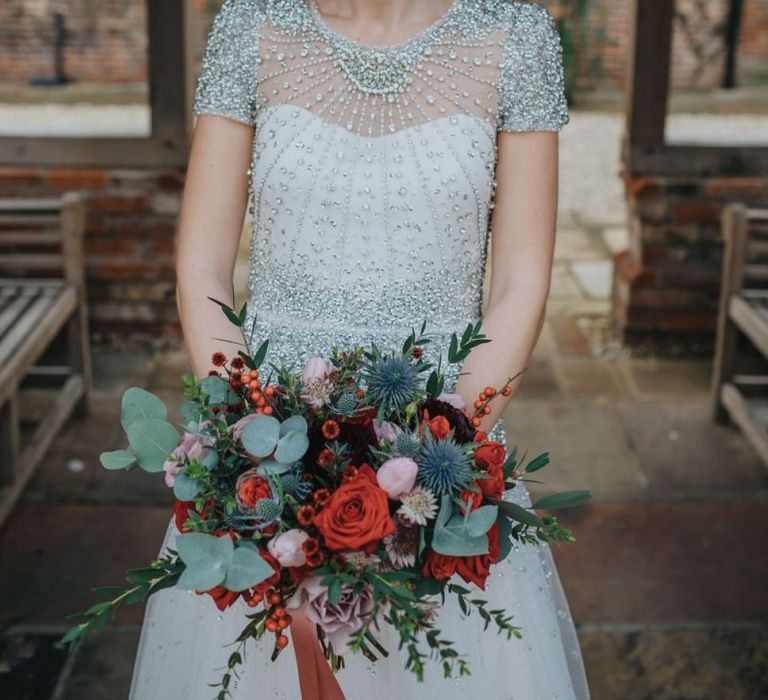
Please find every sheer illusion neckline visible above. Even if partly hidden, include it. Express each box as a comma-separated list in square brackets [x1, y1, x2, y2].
[306, 0, 462, 53]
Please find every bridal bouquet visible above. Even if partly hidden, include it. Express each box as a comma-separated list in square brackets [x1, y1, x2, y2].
[62, 300, 589, 698]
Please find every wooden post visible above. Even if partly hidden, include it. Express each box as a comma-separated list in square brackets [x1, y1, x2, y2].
[711, 203, 749, 423]
[0, 394, 20, 488]
[60, 193, 92, 417]
[623, 0, 675, 173]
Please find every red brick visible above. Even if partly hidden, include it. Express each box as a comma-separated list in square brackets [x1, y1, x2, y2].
[86, 259, 157, 282]
[88, 195, 150, 215]
[625, 175, 662, 199]
[672, 201, 723, 225]
[149, 238, 177, 255]
[83, 238, 141, 256]
[48, 169, 108, 191]
[613, 250, 654, 285]
[704, 177, 768, 199]
[0, 167, 43, 188]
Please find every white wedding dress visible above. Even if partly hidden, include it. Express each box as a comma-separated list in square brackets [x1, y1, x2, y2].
[129, 0, 590, 697]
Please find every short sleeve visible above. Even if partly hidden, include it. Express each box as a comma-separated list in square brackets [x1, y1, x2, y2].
[497, 4, 569, 132]
[193, 0, 261, 126]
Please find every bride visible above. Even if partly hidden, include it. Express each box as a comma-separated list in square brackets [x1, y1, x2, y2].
[129, 0, 590, 697]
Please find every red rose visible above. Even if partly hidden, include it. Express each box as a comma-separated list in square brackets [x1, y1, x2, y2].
[313, 471, 395, 551]
[174, 499, 195, 533]
[474, 441, 506, 471]
[459, 489, 483, 513]
[478, 463, 505, 500]
[422, 551, 458, 581]
[454, 522, 501, 590]
[203, 585, 241, 611]
[236, 468, 271, 510]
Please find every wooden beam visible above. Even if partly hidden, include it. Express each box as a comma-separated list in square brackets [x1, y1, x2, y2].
[0, 0, 193, 168]
[623, 0, 675, 174]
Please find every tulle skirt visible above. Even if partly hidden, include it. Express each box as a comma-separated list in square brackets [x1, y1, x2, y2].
[128, 468, 590, 699]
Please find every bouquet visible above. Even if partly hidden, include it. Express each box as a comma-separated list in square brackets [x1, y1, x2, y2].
[62, 300, 589, 698]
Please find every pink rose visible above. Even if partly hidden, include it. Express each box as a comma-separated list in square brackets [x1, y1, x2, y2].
[437, 392, 466, 410]
[267, 529, 310, 567]
[300, 357, 335, 408]
[286, 576, 375, 655]
[162, 423, 214, 488]
[376, 457, 418, 499]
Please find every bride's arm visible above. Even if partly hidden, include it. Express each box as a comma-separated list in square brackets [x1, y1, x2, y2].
[175, 115, 255, 380]
[455, 130, 559, 432]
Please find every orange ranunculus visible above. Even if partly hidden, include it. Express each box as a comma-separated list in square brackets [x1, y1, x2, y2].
[422, 551, 458, 581]
[313, 471, 395, 551]
[236, 468, 272, 510]
[474, 441, 506, 471]
[427, 414, 451, 440]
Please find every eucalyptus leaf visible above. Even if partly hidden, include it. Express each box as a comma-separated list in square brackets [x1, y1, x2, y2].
[173, 471, 203, 501]
[202, 449, 219, 471]
[199, 375, 238, 406]
[121, 387, 167, 432]
[532, 490, 591, 510]
[223, 546, 275, 592]
[274, 431, 309, 464]
[431, 498, 490, 557]
[240, 415, 281, 458]
[126, 419, 181, 473]
[279, 415, 308, 437]
[99, 448, 137, 471]
[175, 533, 233, 591]
[464, 505, 499, 537]
[177, 561, 227, 591]
[497, 515, 513, 562]
[180, 400, 202, 424]
[257, 459, 294, 476]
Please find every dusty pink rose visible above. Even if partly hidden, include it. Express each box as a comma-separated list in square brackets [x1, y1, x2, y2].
[286, 576, 375, 654]
[373, 419, 401, 445]
[437, 392, 466, 410]
[162, 423, 214, 488]
[376, 457, 418, 499]
[267, 529, 310, 567]
[300, 357, 335, 408]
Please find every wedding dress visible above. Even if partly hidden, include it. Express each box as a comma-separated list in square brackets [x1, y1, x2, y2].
[129, 0, 590, 697]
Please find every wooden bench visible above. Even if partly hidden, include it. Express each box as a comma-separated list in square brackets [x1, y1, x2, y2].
[712, 204, 768, 465]
[0, 194, 92, 526]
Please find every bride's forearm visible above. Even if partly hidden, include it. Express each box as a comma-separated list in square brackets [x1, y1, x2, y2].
[176, 276, 246, 381]
[455, 281, 548, 433]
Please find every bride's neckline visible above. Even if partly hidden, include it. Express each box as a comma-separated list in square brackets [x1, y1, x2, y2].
[306, 0, 462, 54]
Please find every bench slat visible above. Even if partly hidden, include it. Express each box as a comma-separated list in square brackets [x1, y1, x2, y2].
[0, 287, 41, 339]
[0, 254, 64, 269]
[0, 198, 63, 213]
[0, 231, 61, 246]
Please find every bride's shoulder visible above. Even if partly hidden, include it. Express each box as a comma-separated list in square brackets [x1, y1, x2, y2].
[466, 0, 557, 34]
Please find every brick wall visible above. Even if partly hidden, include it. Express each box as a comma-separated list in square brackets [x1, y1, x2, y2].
[614, 175, 768, 354]
[0, 166, 184, 346]
[1, 0, 766, 91]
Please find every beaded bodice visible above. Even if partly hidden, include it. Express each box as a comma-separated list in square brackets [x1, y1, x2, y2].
[193, 0, 568, 376]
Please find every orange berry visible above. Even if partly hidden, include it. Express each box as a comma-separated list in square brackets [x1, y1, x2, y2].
[471, 417, 481, 427]
[273, 605, 286, 618]
[266, 618, 279, 633]
[278, 616, 290, 629]
[483, 405, 492, 415]
[484, 386, 496, 396]
[268, 592, 283, 606]
[473, 399, 484, 409]
[502, 386, 512, 396]
[276, 634, 289, 649]
[265, 386, 276, 397]
[263, 405, 274, 415]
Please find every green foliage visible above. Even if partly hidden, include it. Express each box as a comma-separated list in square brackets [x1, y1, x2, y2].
[239, 414, 309, 475]
[431, 495, 497, 556]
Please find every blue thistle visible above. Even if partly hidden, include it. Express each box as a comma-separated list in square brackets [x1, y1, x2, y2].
[395, 431, 421, 457]
[365, 355, 418, 415]
[334, 392, 358, 417]
[254, 498, 282, 526]
[417, 436, 474, 496]
[281, 467, 313, 500]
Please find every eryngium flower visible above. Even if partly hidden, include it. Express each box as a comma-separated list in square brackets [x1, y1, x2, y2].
[334, 392, 358, 417]
[417, 435, 474, 496]
[254, 498, 282, 526]
[281, 467, 313, 500]
[365, 355, 418, 415]
[394, 431, 421, 457]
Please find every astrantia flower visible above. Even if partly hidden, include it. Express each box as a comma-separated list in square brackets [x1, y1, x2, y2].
[343, 551, 382, 571]
[301, 357, 336, 408]
[365, 354, 418, 415]
[417, 435, 474, 496]
[383, 518, 419, 568]
[397, 486, 438, 526]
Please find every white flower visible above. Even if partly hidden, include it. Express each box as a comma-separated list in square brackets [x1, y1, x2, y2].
[397, 486, 438, 526]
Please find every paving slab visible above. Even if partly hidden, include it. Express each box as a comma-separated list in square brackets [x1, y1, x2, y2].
[554, 359, 631, 399]
[550, 262, 585, 300]
[552, 500, 768, 625]
[0, 504, 170, 627]
[554, 228, 606, 262]
[514, 357, 563, 399]
[613, 400, 768, 496]
[549, 314, 593, 358]
[580, 625, 768, 700]
[503, 399, 648, 498]
[621, 358, 713, 397]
